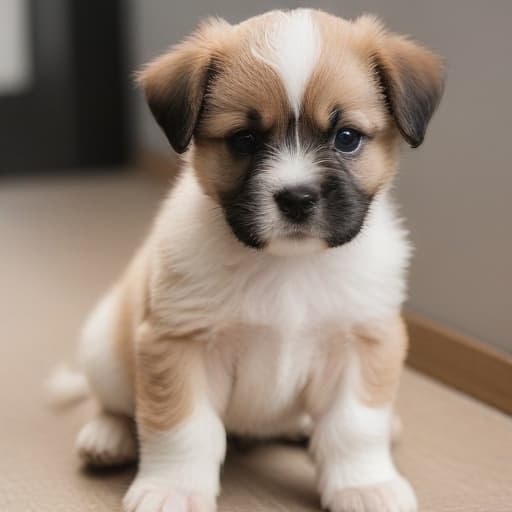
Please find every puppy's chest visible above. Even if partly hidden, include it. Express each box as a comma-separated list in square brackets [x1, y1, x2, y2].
[206, 318, 338, 435]
[162, 243, 404, 431]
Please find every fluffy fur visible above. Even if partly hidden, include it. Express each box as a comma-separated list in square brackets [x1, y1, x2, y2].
[69, 8, 444, 512]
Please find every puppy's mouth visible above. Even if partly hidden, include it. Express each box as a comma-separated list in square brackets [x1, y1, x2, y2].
[266, 229, 327, 256]
[261, 216, 328, 255]
[277, 224, 317, 241]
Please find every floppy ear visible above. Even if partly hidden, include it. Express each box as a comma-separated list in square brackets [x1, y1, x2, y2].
[137, 18, 230, 153]
[357, 16, 445, 148]
[376, 34, 445, 147]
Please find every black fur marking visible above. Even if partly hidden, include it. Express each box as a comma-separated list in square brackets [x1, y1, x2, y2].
[219, 149, 272, 249]
[321, 173, 371, 247]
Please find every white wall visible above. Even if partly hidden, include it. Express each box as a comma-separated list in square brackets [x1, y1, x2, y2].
[130, 0, 512, 353]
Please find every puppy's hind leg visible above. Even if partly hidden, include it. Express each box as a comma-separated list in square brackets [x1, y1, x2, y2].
[77, 290, 137, 466]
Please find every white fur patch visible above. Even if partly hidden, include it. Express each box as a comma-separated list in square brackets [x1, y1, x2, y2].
[262, 146, 319, 189]
[78, 291, 134, 415]
[311, 355, 401, 506]
[266, 236, 326, 256]
[134, 399, 226, 497]
[252, 9, 321, 115]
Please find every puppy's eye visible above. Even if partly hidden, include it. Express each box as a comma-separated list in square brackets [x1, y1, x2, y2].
[227, 131, 258, 155]
[334, 128, 363, 153]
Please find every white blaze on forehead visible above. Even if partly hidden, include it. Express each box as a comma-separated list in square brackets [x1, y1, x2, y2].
[252, 9, 321, 115]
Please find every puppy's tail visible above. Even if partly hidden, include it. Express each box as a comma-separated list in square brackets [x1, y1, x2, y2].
[46, 364, 90, 408]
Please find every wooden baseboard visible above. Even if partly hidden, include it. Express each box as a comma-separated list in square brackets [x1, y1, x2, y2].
[406, 312, 512, 415]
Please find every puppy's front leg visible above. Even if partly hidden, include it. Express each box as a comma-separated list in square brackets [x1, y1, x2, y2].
[124, 323, 226, 512]
[311, 316, 417, 512]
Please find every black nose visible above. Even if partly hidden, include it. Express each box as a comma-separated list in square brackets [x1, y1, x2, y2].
[274, 186, 320, 222]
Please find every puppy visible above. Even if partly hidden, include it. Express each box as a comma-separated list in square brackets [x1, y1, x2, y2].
[74, 9, 444, 512]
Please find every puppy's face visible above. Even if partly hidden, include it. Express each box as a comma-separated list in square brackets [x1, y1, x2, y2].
[140, 10, 444, 254]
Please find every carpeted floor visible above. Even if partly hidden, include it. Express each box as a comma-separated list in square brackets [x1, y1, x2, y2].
[1, 171, 511, 511]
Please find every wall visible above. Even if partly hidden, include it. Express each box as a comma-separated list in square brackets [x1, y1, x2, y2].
[129, 0, 512, 353]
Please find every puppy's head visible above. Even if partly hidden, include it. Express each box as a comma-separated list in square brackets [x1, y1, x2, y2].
[139, 9, 444, 254]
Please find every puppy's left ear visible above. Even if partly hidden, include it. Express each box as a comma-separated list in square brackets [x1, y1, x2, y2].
[359, 16, 445, 148]
[137, 18, 231, 153]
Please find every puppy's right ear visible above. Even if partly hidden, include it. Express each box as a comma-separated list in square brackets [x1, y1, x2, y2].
[354, 15, 445, 148]
[137, 18, 230, 154]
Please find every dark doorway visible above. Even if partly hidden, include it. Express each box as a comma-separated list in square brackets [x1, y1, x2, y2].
[0, 0, 131, 174]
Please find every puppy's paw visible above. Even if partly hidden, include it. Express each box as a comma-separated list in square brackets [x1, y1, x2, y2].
[76, 413, 137, 466]
[123, 483, 215, 512]
[325, 477, 417, 512]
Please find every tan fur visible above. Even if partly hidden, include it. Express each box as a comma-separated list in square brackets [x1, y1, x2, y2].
[303, 12, 402, 195]
[108, 244, 209, 433]
[192, 22, 291, 200]
[303, 316, 407, 416]
[303, 327, 350, 418]
[134, 323, 205, 432]
[112, 245, 151, 382]
[190, 12, 412, 200]
[354, 315, 409, 407]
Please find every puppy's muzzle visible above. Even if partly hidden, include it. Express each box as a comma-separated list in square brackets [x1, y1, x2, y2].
[274, 185, 319, 223]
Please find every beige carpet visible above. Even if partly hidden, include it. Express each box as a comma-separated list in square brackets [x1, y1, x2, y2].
[1, 172, 511, 512]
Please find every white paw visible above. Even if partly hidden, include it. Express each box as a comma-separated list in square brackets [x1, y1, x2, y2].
[123, 482, 215, 512]
[76, 414, 137, 466]
[325, 477, 417, 512]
